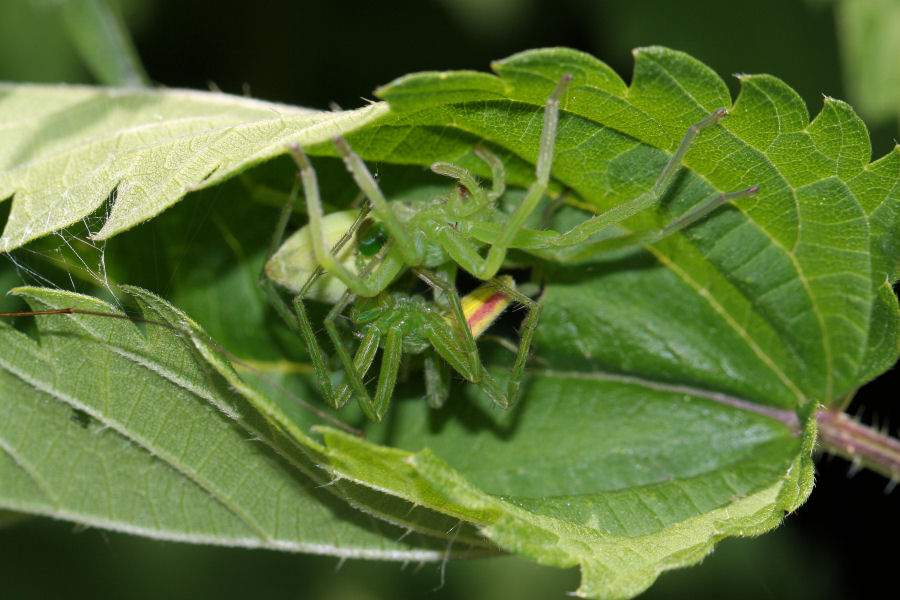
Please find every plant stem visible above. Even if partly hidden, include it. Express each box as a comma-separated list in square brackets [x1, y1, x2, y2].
[816, 407, 900, 484]
[683, 386, 900, 484]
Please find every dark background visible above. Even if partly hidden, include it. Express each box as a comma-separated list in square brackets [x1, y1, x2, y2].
[1, 0, 898, 598]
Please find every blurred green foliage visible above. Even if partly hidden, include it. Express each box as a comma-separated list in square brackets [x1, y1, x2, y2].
[834, 0, 900, 127]
[3, 515, 836, 600]
[2, 0, 895, 153]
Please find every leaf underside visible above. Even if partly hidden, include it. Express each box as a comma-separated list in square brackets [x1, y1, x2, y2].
[1, 47, 898, 599]
[0, 84, 387, 251]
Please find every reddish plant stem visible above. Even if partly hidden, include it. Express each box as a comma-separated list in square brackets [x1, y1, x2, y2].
[815, 407, 900, 482]
[688, 389, 900, 482]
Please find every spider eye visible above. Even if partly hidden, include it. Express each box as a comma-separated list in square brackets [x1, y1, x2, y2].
[357, 220, 390, 256]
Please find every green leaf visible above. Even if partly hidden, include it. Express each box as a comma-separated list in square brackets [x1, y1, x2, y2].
[0, 83, 387, 252]
[1, 47, 898, 599]
[270, 47, 896, 596]
[313, 382, 814, 600]
[340, 46, 900, 405]
[0, 286, 490, 558]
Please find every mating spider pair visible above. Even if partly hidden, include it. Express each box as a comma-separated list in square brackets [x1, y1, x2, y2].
[261, 74, 758, 423]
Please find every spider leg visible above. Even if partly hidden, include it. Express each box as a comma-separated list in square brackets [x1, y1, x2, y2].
[473, 146, 506, 201]
[333, 137, 424, 268]
[332, 324, 381, 413]
[544, 109, 759, 256]
[257, 178, 377, 409]
[476, 74, 572, 278]
[485, 276, 540, 409]
[427, 74, 572, 280]
[256, 179, 350, 404]
[422, 312, 509, 410]
[431, 145, 504, 213]
[372, 326, 404, 420]
[259, 175, 309, 332]
[259, 179, 373, 322]
[418, 271, 530, 410]
[415, 268, 482, 383]
[287, 143, 407, 297]
[423, 349, 451, 409]
[324, 294, 383, 422]
[554, 186, 759, 262]
[430, 162, 487, 206]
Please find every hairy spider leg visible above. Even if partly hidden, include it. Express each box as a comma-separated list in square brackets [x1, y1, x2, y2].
[321, 76, 569, 294]
[258, 175, 378, 406]
[265, 200, 485, 421]
[430, 144, 506, 205]
[483, 276, 540, 408]
[422, 350, 451, 409]
[551, 109, 758, 250]
[551, 185, 760, 262]
[467, 108, 759, 262]
[259, 175, 318, 334]
[285, 257, 533, 421]
[287, 143, 408, 299]
[426, 74, 573, 281]
[328, 269, 533, 421]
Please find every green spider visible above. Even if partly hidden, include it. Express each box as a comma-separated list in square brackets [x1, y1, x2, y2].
[262, 199, 533, 423]
[263, 73, 758, 423]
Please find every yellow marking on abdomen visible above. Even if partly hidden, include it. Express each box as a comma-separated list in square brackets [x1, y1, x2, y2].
[460, 275, 515, 339]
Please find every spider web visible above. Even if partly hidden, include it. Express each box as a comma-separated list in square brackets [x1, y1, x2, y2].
[1, 190, 123, 313]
